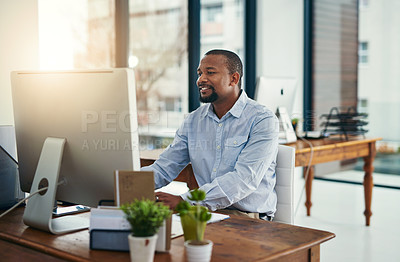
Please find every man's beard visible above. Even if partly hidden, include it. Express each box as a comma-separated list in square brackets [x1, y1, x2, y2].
[199, 87, 218, 103]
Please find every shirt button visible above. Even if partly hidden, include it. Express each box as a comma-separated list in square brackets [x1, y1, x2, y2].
[219, 123, 222, 127]
[217, 145, 221, 149]
[213, 168, 216, 172]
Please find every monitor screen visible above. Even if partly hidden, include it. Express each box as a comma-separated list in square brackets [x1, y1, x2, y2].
[254, 76, 298, 116]
[11, 69, 140, 208]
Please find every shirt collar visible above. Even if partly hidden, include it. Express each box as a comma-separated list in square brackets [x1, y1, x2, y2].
[229, 90, 247, 118]
[203, 90, 248, 119]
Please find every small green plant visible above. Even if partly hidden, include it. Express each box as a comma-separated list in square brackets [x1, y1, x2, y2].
[175, 189, 212, 241]
[120, 199, 172, 237]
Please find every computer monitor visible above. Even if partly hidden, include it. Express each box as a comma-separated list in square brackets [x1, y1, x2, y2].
[11, 68, 140, 234]
[254, 76, 297, 115]
[254, 76, 298, 143]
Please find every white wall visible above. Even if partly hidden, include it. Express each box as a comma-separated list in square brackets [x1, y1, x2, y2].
[256, 0, 304, 120]
[0, 0, 39, 125]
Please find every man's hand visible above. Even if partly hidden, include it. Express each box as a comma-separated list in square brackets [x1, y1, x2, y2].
[155, 192, 183, 210]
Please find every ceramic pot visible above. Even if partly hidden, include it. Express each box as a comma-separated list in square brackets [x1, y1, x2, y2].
[128, 234, 158, 262]
[184, 239, 213, 262]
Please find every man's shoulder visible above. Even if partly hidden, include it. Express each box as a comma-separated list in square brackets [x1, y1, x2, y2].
[244, 97, 276, 118]
[183, 104, 209, 122]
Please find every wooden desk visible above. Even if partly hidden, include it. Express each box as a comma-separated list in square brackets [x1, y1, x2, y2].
[140, 136, 381, 226]
[0, 207, 334, 262]
[287, 136, 381, 226]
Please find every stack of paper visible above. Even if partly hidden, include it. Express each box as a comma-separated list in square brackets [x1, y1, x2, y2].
[90, 207, 131, 231]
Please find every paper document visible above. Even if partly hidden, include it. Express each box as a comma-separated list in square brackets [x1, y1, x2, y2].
[171, 213, 230, 239]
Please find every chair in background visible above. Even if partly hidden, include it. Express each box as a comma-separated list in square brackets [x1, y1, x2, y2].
[273, 144, 295, 224]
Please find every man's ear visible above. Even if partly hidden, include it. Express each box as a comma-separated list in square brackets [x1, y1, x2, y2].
[230, 72, 240, 87]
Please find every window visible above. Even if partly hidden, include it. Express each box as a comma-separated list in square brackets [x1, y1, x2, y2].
[203, 4, 222, 22]
[129, 0, 188, 149]
[39, 0, 188, 150]
[200, 0, 244, 58]
[359, 0, 369, 8]
[38, 0, 115, 69]
[358, 2, 400, 186]
[358, 41, 369, 65]
[37, 0, 252, 150]
[304, 0, 358, 131]
[304, 0, 400, 187]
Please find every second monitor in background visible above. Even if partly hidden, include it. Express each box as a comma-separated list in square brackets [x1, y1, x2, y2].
[254, 76, 298, 143]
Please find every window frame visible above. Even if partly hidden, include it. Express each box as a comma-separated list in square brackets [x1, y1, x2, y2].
[358, 41, 369, 65]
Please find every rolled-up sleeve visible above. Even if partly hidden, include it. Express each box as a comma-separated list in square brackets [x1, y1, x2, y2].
[141, 123, 190, 189]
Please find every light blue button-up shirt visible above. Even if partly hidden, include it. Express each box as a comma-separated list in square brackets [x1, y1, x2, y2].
[142, 91, 279, 216]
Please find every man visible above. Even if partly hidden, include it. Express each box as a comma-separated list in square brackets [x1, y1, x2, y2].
[142, 49, 279, 220]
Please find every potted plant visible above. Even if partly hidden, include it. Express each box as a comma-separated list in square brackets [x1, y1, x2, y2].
[175, 189, 213, 262]
[120, 199, 172, 262]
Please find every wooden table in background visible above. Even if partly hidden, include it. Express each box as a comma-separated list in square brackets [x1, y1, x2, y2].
[141, 136, 381, 226]
[0, 207, 334, 262]
[287, 137, 381, 226]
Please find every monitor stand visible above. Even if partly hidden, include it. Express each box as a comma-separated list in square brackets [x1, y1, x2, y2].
[276, 107, 297, 144]
[23, 137, 89, 234]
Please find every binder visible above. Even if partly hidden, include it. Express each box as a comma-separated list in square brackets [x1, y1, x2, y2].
[90, 229, 130, 251]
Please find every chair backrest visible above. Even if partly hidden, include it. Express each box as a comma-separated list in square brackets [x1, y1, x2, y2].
[273, 145, 295, 224]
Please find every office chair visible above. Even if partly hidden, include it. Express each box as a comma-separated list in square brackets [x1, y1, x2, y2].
[273, 145, 295, 224]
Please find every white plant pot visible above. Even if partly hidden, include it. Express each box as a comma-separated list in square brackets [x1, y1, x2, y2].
[184, 239, 213, 262]
[128, 234, 158, 262]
